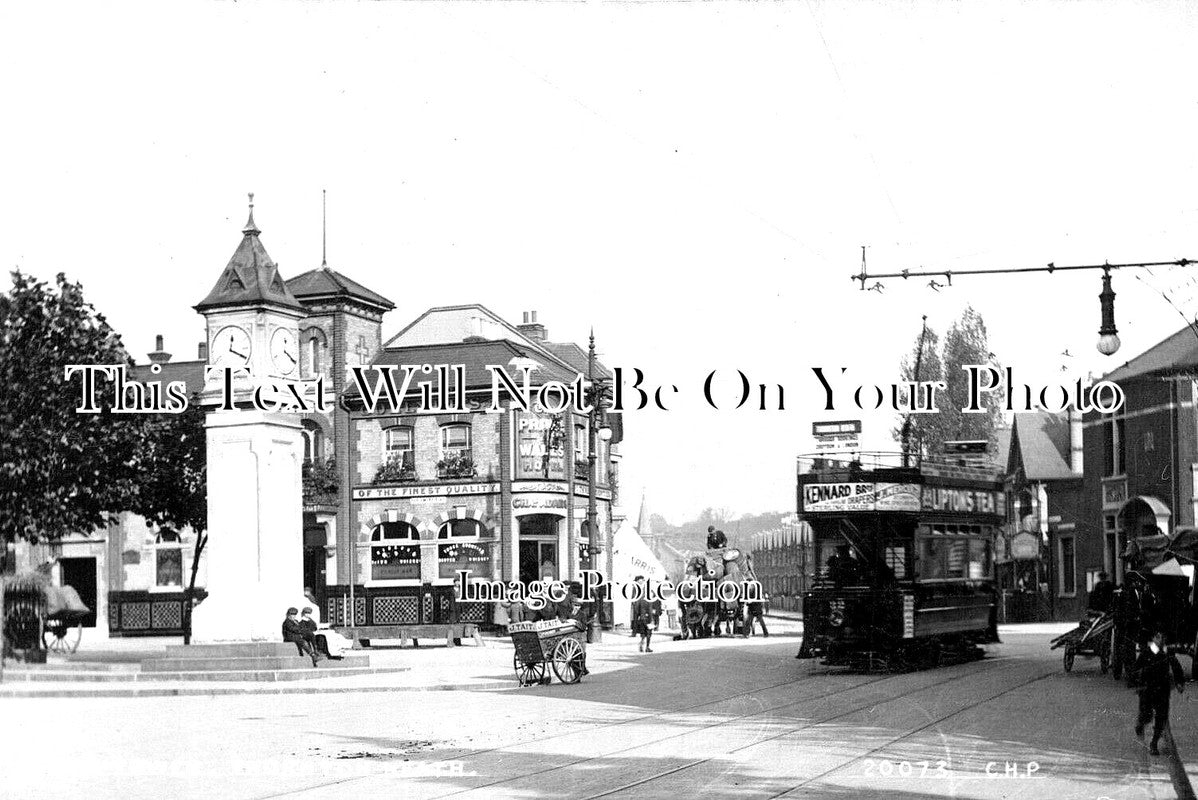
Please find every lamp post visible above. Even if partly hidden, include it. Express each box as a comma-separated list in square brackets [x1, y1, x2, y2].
[585, 330, 612, 643]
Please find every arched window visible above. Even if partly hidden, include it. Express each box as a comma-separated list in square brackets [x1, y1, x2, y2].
[370, 521, 421, 581]
[303, 329, 327, 378]
[301, 420, 324, 463]
[437, 519, 489, 578]
[154, 530, 183, 588]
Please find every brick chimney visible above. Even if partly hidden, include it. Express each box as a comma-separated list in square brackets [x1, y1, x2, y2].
[148, 334, 172, 364]
[517, 311, 547, 342]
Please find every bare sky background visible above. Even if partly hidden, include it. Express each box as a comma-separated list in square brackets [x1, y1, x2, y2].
[2, 1, 1197, 522]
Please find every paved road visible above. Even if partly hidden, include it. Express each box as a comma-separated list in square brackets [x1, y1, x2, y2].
[1, 631, 1192, 799]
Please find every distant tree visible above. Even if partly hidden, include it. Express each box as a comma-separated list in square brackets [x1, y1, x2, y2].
[892, 321, 943, 457]
[891, 306, 1001, 457]
[0, 272, 145, 570]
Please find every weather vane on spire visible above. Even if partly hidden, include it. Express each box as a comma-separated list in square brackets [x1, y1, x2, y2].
[322, 188, 328, 269]
[243, 191, 259, 235]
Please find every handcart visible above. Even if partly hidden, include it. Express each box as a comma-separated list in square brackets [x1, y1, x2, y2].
[1050, 610, 1114, 673]
[509, 619, 587, 686]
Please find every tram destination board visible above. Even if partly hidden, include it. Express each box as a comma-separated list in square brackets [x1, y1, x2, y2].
[812, 419, 861, 451]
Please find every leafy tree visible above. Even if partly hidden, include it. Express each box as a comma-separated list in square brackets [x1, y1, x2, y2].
[0, 272, 145, 569]
[892, 306, 1001, 457]
[892, 321, 943, 457]
[128, 395, 207, 533]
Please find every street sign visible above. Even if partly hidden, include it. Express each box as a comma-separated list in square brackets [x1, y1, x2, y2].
[813, 419, 861, 451]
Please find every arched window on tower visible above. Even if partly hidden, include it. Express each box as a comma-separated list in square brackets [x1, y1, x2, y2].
[301, 420, 324, 463]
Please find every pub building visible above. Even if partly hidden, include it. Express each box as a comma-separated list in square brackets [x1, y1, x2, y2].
[330, 305, 622, 630]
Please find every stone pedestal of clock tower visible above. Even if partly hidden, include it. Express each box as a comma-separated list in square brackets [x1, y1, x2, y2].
[189, 198, 313, 643]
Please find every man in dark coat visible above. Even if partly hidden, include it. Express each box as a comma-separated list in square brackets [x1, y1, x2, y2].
[299, 607, 322, 662]
[706, 526, 727, 550]
[1088, 572, 1115, 613]
[282, 607, 318, 666]
[1133, 629, 1185, 755]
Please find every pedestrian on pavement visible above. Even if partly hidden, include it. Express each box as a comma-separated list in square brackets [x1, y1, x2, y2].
[631, 576, 654, 653]
[743, 591, 768, 638]
[1088, 571, 1115, 614]
[1133, 629, 1185, 755]
[282, 607, 319, 667]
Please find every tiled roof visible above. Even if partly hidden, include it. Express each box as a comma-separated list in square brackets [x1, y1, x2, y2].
[195, 214, 305, 313]
[287, 267, 394, 311]
[541, 341, 613, 381]
[344, 339, 584, 401]
[1010, 412, 1079, 481]
[1102, 324, 1198, 383]
[131, 359, 206, 395]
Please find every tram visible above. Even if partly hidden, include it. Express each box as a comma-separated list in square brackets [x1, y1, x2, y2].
[796, 451, 1002, 671]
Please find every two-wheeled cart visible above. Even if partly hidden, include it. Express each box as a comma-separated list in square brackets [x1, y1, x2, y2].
[1051, 610, 1114, 673]
[509, 619, 587, 686]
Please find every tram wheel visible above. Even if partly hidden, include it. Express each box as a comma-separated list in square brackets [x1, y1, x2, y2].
[1063, 648, 1075, 673]
[1100, 651, 1110, 674]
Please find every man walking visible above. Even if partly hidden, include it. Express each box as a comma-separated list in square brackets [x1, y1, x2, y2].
[1133, 629, 1185, 755]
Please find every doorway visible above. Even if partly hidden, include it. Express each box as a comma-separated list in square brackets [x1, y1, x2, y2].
[58, 557, 97, 628]
[303, 519, 328, 611]
[518, 514, 561, 584]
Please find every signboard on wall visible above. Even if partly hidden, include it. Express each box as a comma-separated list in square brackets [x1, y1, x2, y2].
[800, 482, 920, 513]
[1011, 531, 1040, 560]
[516, 412, 567, 480]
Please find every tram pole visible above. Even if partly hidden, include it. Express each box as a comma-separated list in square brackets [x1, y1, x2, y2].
[901, 315, 929, 468]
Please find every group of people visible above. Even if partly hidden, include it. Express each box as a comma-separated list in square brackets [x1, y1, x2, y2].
[281, 606, 323, 667]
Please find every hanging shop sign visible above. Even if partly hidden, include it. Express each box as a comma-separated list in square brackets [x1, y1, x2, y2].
[1011, 531, 1040, 560]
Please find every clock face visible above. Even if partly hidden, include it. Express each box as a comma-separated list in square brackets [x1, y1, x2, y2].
[270, 328, 298, 375]
[213, 326, 251, 367]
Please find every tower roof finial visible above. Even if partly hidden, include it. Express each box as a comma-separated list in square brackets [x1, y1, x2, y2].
[321, 189, 328, 269]
[243, 192, 260, 236]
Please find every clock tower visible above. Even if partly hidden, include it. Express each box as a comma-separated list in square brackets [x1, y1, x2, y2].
[191, 195, 309, 642]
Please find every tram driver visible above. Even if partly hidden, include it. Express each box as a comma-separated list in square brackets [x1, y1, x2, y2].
[826, 544, 862, 586]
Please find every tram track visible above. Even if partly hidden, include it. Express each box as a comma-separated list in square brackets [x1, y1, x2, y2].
[435, 655, 1015, 799]
[574, 658, 1042, 800]
[246, 657, 855, 800]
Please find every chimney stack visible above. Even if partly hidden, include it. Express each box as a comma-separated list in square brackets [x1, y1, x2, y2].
[148, 334, 172, 364]
[517, 310, 548, 342]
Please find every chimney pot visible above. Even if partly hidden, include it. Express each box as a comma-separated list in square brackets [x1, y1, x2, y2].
[155, 334, 164, 350]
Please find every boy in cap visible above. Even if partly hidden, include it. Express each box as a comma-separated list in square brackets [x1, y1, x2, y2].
[1133, 629, 1185, 755]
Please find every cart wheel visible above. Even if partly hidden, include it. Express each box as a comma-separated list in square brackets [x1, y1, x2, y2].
[42, 621, 82, 655]
[1063, 647, 1075, 673]
[513, 652, 545, 687]
[551, 637, 585, 684]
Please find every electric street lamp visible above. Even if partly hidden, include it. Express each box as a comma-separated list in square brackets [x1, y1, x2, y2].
[584, 330, 612, 643]
[1097, 266, 1121, 357]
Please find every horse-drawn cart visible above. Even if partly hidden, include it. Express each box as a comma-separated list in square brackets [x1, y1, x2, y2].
[2, 568, 91, 660]
[1051, 611, 1114, 673]
[509, 619, 587, 686]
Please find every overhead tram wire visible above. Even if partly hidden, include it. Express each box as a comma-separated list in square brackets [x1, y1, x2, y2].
[852, 257, 1195, 290]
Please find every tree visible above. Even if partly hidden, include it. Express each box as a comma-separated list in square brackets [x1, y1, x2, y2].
[891, 306, 1001, 457]
[892, 321, 943, 458]
[0, 272, 146, 568]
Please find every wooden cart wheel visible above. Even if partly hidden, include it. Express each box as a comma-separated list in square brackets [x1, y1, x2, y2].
[551, 637, 585, 684]
[43, 620, 82, 655]
[513, 652, 546, 686]
[1063, 646, 1074, 673]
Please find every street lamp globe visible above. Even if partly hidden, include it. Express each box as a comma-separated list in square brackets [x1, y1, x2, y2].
[1096, 332, 1121, 357]
[598, 425, 613, 442]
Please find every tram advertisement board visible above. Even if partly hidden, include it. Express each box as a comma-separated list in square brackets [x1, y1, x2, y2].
[920, 486, 1004, 516]
[801, 482, 920, 513]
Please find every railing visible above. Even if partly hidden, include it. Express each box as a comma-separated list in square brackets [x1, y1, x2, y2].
[797, 451, 1003, 482]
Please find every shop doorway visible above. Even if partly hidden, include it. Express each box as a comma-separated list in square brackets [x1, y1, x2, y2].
[58, 557, 97, 628]
[303, 519, 328, 611]
[518, 514, 561, 584]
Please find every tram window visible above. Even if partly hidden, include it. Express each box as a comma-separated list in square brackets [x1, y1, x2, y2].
[968, 538, 992, 579]
[919, 538, 947, 579]
[884, 545, 907, 579]
[945, 539, 968, 579]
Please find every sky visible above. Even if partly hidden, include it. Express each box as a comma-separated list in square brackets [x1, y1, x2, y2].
[3, 1, 1197, 523]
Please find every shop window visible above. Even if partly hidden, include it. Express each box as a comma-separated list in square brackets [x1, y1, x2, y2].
[370, 521, 421, 581]
[154, 530, 184, 588]
[437, 519, 489, 579]
[1059, 536, 1076, 596]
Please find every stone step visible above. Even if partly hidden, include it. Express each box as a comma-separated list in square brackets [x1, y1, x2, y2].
[14, 660, 140, 672]
[163, 642, 302, 659]
[142, 655, 369, 672]
[2, 665, 402, 683]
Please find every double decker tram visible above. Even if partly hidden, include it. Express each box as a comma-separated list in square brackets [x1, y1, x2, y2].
[797, 452, 1003, 671]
